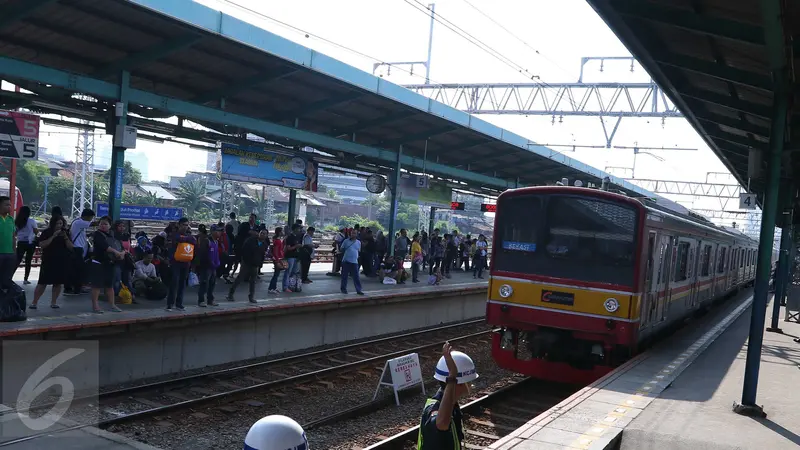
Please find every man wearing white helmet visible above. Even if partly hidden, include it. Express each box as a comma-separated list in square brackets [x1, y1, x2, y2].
[417, 342, 478, 450]
[243, 414, 308, 450]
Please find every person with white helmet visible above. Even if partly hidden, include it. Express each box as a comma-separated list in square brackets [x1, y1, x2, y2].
[417, 342, 478, 450]
[243, 414, 308, 450]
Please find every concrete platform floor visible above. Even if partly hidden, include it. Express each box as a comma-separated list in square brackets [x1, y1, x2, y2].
[489, 289, 764, 450]
[620, 299, 800, 450]
[1, 263, 485, 336]
[0, 414, 162, 450]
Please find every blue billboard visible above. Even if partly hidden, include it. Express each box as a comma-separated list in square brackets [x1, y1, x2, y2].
[217, 143, 318, 191]
[96, 203, 184, 221]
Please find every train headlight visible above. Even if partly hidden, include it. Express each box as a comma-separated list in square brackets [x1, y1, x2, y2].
[604, 298, 620, 313]
[499, 284, 513, 298]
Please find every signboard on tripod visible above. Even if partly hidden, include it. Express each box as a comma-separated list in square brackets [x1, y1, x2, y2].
[373, 353, 425, 406]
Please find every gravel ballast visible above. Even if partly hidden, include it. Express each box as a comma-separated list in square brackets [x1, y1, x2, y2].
[106, 337, 526, 450]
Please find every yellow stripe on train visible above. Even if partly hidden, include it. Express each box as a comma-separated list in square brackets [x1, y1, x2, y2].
[489, 277, 635, 319]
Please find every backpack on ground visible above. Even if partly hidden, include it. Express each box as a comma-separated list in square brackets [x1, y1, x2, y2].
[288, 274, 302, 292]
[0, 283, 26, 322]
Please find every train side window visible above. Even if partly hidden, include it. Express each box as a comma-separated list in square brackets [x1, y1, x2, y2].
[674, 242, 690, 281]
[701, 245, 712, 276]
[717, 247, 727, 273]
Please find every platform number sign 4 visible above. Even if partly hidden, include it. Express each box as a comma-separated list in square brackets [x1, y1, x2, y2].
[739, 193, 757, 210]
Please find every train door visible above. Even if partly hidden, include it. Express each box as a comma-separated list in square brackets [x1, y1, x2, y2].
[683, 240, 695, 310]
[650, 234, 672, 324]
[689, 240, 702, 309]
[710, 243, 719, 298]
[659, 235, 677, 321]
[641, 231, 657, 329]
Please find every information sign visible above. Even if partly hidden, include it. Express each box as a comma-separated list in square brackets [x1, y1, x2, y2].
[373, 353, 425, 406]
[739, 193, 757, 210]
[96, 203, 183, 221]
[0, 110, 40, 160]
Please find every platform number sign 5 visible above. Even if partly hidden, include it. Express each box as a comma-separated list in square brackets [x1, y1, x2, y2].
[0, 110, 41, 160]
[739, 193, 757, 210]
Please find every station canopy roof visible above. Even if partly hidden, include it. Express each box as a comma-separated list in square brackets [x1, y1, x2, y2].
[0, 0, 659, 198]
[585, 0, 798, 212]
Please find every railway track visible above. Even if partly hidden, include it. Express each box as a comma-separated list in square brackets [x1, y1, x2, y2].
[0, 319, 490, 447]
[360, 378, 577, 450]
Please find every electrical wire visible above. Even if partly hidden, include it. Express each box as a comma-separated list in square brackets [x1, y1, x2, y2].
[401, 0, 578, 109]
[402, 0, 538, 81]
[457, 0, 573, 78]
[218, 0, 446, 85]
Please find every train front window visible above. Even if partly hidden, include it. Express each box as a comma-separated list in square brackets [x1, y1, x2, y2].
[494, 194, 638, 287]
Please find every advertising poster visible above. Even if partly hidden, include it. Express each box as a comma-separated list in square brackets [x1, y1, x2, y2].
[397, 176, 452, 208]
[217, 143, 318, 192]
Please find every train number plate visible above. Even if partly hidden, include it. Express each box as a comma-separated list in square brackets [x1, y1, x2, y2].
[541, 290, 574, 306]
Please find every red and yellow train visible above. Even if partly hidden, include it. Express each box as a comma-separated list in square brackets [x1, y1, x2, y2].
[486, 185, 767, 384]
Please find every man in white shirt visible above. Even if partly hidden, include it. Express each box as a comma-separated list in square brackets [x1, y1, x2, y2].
[226, 212, 240, 238]
[301, 227, 318, 283]
[65, 208, 95, 296]
[133, 253, 165, 299]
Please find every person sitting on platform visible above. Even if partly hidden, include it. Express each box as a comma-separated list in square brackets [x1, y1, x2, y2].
[133, 252, 167, 300]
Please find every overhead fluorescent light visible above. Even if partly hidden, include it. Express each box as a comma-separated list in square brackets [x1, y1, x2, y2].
[29, 101, 95, 117]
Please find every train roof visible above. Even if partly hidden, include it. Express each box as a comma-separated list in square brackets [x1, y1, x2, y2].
[498, 185, 759, 245]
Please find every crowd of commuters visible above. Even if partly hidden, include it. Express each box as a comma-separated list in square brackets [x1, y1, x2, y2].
[330, 225, 490, 292]
[0, 204, 489, 314]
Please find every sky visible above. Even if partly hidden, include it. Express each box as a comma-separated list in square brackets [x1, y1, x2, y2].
[25, 0, 755, 226]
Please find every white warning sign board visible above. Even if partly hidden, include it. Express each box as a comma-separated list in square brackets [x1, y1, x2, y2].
[373, 353, 425, 406]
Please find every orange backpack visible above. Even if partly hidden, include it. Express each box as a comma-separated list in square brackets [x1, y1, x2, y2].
[174, 242, 195, 263]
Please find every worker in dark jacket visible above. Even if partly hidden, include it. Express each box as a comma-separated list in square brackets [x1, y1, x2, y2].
[226, 229, 268, 304]
[417, 343, 478, 450]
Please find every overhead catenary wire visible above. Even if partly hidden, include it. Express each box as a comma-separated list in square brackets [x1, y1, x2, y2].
[218, 0, 447, 85]
[457, 0, 573, 78]
[401, 0, 579, 109]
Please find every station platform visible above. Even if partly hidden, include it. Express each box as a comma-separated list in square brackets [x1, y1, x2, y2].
[1, 264, 487, 387]
[490, 289, 800, 450]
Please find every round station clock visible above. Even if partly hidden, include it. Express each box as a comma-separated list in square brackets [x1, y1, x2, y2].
[365, 174, 386, 194]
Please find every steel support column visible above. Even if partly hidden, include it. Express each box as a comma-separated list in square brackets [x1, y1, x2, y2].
[428, 207, 436, 236]
[287, 190, 297, 229]
[388, 146, 403, 255]
[108, 71, 130, 220]
[734, 0, 788, 417]
[768, 224, 792, 331]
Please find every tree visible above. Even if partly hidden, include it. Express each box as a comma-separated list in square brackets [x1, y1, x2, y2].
[101, 161, 142, 185]
[326, 188, 340, 200]
[46, 177, 76, 215]
[305, 209, 318, 227]
[175, 179, 207, 219]
[16, 160, 51, 203]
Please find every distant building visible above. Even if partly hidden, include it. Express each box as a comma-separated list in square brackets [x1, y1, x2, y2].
[318, 168, 369, 204]
[168, 171, 221, 190]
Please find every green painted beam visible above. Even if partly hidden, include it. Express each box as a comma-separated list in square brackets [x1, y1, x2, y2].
[612, 0, 763, 46]
[0, 0, 57, 29]
[678, 86, 772, 119]
[92, 35, 203, 78]
[195, 69, 299, 104]
[654, 53, 772, 92]
[331, 111, 416, 137]
[276, 91, 362, 120]
[381, 126, 456, 147]
[0, 56, 515, 189]
[694, 112, 769, 139]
